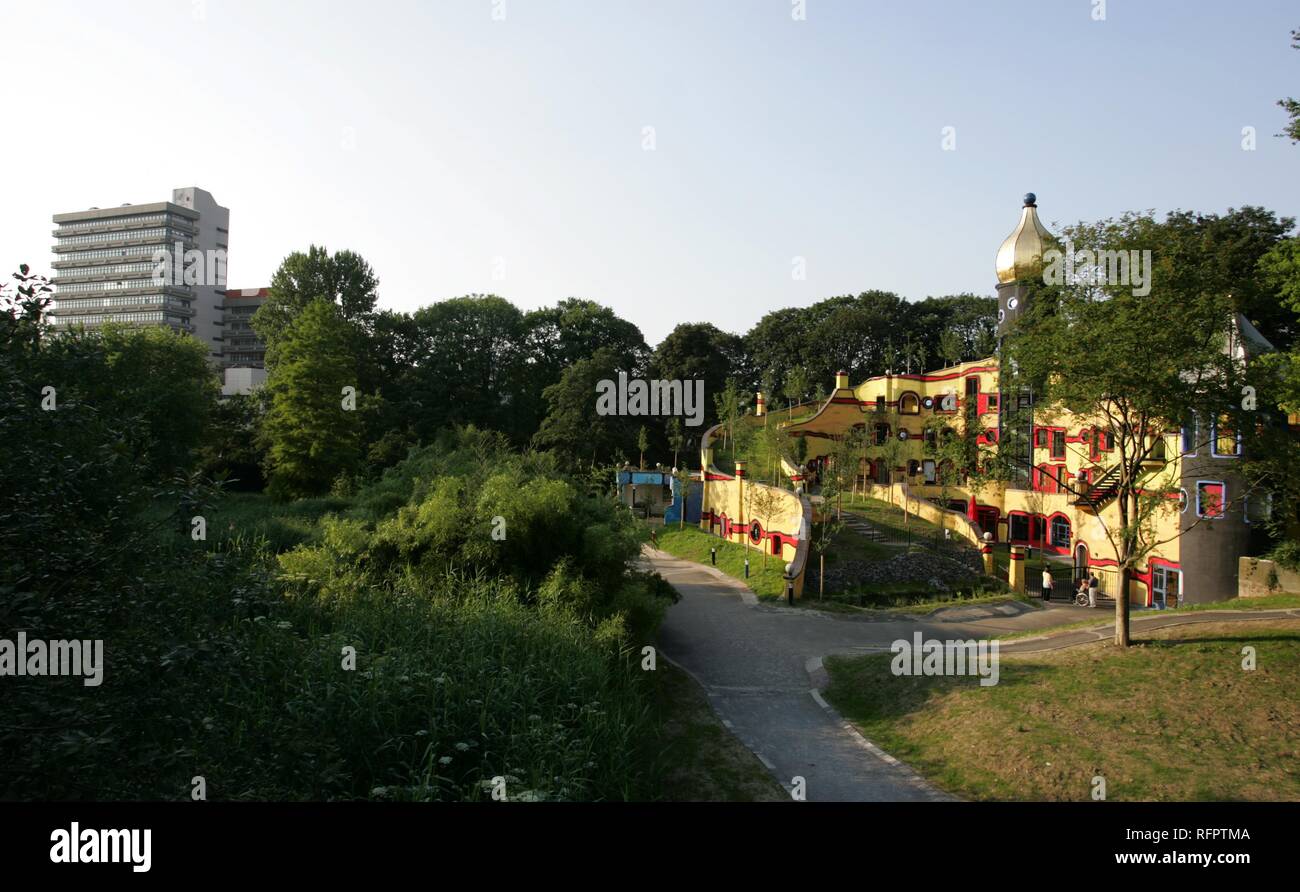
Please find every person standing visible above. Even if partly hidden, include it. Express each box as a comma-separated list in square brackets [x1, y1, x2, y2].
[1088, 573, 1100, 608]
[1041, 567, 1053, 601]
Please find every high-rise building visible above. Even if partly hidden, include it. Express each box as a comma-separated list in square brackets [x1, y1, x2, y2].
[50, 187, 229, 364]
[220, 287, 270, 396]
[222, 287, 268, 368]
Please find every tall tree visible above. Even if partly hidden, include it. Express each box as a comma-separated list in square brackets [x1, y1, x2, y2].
[533, 347, 639, 466]
[252, 245, 380, 347]
[401, 295, 528, 442]
[650, 322, 746, 430]
[261, 299, 363, 499]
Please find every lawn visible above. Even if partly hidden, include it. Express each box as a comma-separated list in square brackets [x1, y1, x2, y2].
[823, 619, 1300, 801]
[653, 523, 790, 599]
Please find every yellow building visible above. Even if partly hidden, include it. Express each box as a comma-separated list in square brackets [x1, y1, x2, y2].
[701, 196, 1271, 606]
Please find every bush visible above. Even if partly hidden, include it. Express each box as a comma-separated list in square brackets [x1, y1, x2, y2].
[1266, 539, 1300, 571]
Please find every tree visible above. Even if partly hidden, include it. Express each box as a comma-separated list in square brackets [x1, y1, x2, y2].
[261, 299, 364, 499]
[253, 245, 379, 347]
[782, 367, 809, 416]
[666, 416, 686, 470]
[519, 298, 650, 437]
[809, 511, 843, 598]
[636, 425, 649, 469]
[650, 322, 746, 430]
[868, 423, 907, 505]
[197, 392, 267, 491]
[672, 464, 693, 530]
[745, 483, 785, 569]
[1005, 212, 1258, 646]
[712, 378, 752, 462]
[1278, 29, 1300, 144]
[1246, 236, 1300, 539]
[89, 324, 217, 476]
[533, 348, 638, 466]
[401, 295, 528, 442]
[938, 329, 965, 367]
[1159, 207, 1296, 349]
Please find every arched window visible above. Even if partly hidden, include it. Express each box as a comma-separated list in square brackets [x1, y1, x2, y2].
[898, 392, 920, 415]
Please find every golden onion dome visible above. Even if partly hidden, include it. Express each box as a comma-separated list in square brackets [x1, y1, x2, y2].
[995, 193, 1054, 284]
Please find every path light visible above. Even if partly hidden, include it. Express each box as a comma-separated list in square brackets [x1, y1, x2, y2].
[711, 546, 717, 566]
[784, 562, 795, 606]
[744, 557, 750, 579]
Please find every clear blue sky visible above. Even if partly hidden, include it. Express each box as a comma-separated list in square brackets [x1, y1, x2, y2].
[3, 0, 1297, 344]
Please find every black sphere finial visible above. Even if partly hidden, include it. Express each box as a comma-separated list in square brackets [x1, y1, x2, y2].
[1023, 192, 1037, 207]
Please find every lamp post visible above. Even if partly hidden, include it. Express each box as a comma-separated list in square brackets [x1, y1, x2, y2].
[784, 562, 795, 606]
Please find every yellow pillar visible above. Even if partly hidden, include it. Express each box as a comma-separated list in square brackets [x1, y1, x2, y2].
[699, 446, 713, 531]
[734, 460, 747, 546]
[1008, 545, 1026, 591]
[982, 542, 995, 575]
[755, 392, 765, 417]
[835, 369, 849, 390]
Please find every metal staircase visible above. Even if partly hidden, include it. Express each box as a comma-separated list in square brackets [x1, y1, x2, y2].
[1072, 462, 1122, 512]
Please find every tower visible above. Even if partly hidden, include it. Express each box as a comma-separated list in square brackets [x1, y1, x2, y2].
[995, 193, 1054, 488]
[994, 192, 1053, 341]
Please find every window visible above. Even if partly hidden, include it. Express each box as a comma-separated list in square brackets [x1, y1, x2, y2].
[1009, 514, 1030, 541]
[1179, 488, 1189, 513]
[907, 459, 920, 476]
[965, 376, 980, 397]
[874, 423, 889, 446]
[1050, 516, 1071, 548]
[1181, 415, 1197, 455]
[1211, 415, 1241, 458]
[1035, 429, 1048, 448]
[1196, 481, 1225, 519]
[1050, 430, 1066, 460]
[1035, 464, 1056, 493]
[986, 393, 999, 410]
[876, 395, 886, 412]
[898, 393, 920, 414]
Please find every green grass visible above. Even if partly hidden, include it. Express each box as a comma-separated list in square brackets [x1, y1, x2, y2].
[838, 494, 947, 539]
[654, 523, 789, 599]
[143, 490, 349, 553]
[823, 619, 1300, 801]
[1177, 592, 1300, 611]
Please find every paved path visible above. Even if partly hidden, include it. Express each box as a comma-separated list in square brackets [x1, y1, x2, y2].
[644, 546, 1300, 802]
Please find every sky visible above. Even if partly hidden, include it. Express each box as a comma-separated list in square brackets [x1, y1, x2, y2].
[2, 0, 1298, 345]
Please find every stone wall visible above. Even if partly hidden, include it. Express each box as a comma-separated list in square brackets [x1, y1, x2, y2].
[1238, 557, 1300, 598]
